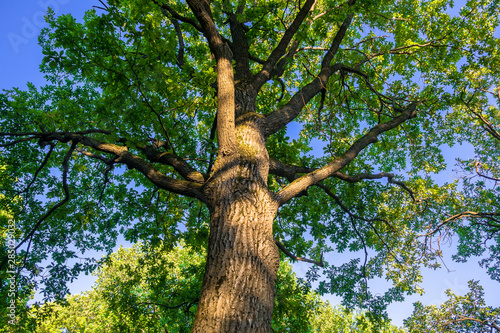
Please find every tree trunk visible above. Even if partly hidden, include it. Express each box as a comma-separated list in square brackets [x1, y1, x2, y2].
[192, 113, 280, 333]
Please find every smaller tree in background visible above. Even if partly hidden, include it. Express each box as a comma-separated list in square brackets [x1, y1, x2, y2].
[26, 243, 404, 333]
[404, 280, 500, 332]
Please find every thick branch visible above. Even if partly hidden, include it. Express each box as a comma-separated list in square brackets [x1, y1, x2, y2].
[22, 144, 55, 194]
[276, 104, 418, 205]
[263, 64, 340, 137]
[269, 159, 415, 201]
[0, 136, 39, 147]
[275, 240, 324, 267]
[227, 10, 252, 81]
[474, 161, 500, 182]
[152, 0, 203, 32]
[251, 0, 316, 92]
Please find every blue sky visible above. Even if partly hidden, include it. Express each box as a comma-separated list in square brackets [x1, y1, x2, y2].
[1, 0, 499, 327]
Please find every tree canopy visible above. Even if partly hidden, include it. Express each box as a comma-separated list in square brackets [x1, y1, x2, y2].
[1, 0, 499, 331]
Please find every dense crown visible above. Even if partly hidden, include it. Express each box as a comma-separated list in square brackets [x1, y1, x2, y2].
[1, 0, 500, 329]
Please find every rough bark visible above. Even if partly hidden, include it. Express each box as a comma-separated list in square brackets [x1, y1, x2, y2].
[192, 113, 280, 332]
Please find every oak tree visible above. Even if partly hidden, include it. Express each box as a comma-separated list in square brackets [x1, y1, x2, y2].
[1, 0, 499, 332]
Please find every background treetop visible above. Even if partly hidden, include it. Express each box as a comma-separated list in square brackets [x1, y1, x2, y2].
[1, 0, 499, 327]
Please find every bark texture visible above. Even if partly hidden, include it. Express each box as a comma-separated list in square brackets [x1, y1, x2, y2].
[192, 113, 280, 332]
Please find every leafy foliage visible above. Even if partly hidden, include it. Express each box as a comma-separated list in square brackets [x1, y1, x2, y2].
[26, 244, 403, 332]
[404, 280, 500, 332]
[0, 0, 499, 329]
